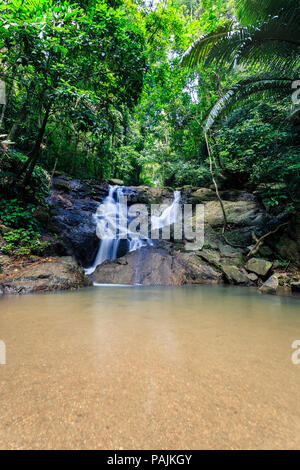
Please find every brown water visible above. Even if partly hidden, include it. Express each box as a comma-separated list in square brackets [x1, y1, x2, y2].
[0, 285, 300, 450]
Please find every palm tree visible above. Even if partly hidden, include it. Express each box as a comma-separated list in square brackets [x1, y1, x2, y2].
[180, 0, 300, 129]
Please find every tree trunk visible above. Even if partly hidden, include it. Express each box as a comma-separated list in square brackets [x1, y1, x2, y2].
[21, 101, 52, 187]
[8, 80, 35, 142]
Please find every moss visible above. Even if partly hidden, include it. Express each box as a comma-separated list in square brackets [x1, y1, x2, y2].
[54, 181, 71, 193]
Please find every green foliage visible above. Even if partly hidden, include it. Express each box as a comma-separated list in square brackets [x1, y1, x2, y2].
[0, 152, 49, 202]
[0, 151, 50, 257]
[1, 228, 49, 257]
[0, 199, 41, 231]
[0, 0, 298, 221]
[164, 161, 210, 187]
[181, 0, 300, 129]
[213, 103, 300, 204]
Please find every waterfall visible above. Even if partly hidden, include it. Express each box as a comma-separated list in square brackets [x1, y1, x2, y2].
[151, 190, 181, 231]
[85, 186, 181, 275]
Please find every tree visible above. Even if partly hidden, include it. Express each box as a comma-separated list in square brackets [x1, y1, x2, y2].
[180, 0, 300, 128]
[0, 0, 146, 185]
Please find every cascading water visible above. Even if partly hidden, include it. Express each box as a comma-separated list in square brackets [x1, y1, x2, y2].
[151, 190, 181, 231]
[85, 185, 181, 275]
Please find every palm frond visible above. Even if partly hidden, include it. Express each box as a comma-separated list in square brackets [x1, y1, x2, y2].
[287, 105, 300, 120]
[181, 10, 300, 73]
[205, 77, 292, 131]
[235, 0, 296, 25]
[179, 22, 234, 68]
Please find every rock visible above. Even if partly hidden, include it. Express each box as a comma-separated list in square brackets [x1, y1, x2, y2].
[108, 178, 124, 186]
[0, 257, 91, 294]
[132, 186, 173, 205]
[246, 258, 272, 276]
[204, 200, 262, 227]
[0, 255, 11, 268]
[48, 177, 108, 266]
[218, 244, 244, 267]
[53, 181, 71, 193]
[93, 248, 182, 286]
[197, 248, 220, 266]
[219, 244, 244, 258]
[291, 282, 300, 294]
[177, 252, 222, 283]
[222, 265, 249, 284]
[92, 248, 222, 286]
[247, 272, 258, 282]
[190, 188, 215, 202]
[202, 226, 221, 250]
[259, 274, 279, 295]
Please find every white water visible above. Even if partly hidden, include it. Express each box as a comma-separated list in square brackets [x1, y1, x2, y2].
[85, 186, 181, 275]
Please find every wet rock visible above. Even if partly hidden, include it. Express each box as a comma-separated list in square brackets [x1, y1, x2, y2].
[222, 265, 249, 284]
[48, 177, 108, 266]
[246, 258, 272, 277]
[108, 178, 124, 186]
[92, 248, 221, 286]
[93, 248, 182, 286]
[0, 257, 91, 294]
[259, 274, 278, 295]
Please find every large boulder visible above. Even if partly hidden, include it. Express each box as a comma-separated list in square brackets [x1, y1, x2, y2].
[176, 252, 222, 284]
[222, 265, 249, 284]
[246, 258, 272, 276]
[0, 257, 91, 294]
[190, 188, 215, 202]
[204, 200, 263, 227]
[130, 186, 174, 205]
[48, 176, 108, 266]
[259, 274, 279, 295]
[92, 248, 221, 286]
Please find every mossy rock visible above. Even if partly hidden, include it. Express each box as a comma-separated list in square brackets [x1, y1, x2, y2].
[54, 181, 71, 193]
[108, 178, 124, 186]
[222, 265, 249, 284]
[246, 258, 272, 276]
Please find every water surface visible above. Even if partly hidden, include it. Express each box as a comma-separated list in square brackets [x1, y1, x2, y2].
[0, 285, 300, 449]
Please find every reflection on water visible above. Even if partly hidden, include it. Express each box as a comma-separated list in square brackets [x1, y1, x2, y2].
[0, 285, 300, 449]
